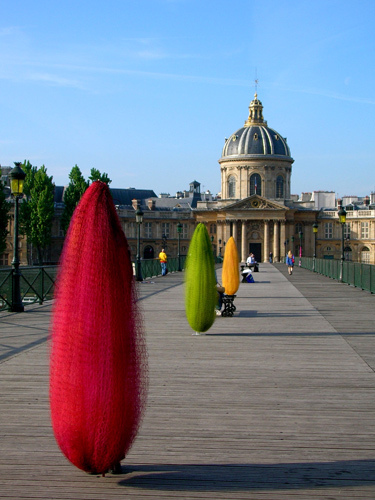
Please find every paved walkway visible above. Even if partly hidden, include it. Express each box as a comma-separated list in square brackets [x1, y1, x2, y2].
[0, 263, 375, 499]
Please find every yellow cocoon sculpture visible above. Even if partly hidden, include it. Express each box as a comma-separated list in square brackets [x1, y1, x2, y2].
[222, 236, 240, 295]
[185, 223, 217, 333]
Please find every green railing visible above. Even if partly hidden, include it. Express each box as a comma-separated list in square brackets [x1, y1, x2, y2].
[0, 266, 58, 311]
[0, 255, 220, 311]
[138, 256, 187, 279]
[298, 257, 375, 293]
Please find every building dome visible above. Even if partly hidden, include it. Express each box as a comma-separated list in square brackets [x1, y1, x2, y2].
[221, 94, 292, 161]
[219, 94, 294, 201]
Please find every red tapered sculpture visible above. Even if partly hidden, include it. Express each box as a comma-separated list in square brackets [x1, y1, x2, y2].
[49, 181, 148, 474]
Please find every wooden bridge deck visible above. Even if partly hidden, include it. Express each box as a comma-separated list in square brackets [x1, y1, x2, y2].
[1, 263, 375, 499]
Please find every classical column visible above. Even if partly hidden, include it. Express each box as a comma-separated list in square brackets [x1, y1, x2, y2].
[233, 220, 238, 248]
[280, 221, 286, 259]
[263, 220, 269, 263]
[217, 221, 224, 257]
[224, 221, 231, 244]
[241, 220, 247, 262]
[273, 220, 280, 262]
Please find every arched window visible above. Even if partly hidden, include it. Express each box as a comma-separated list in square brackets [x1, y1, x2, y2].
[250, 174, 261, 196]
[143, 245, 154, 260]
[344, 246, 352, 261]
[361, 246, 370, 263]
[228, 175, 236, 198]
[210, 223, 217, 234]
[276, 175, 284, 198]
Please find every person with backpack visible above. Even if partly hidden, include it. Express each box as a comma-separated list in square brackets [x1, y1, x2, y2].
[286, 250, 295, 275]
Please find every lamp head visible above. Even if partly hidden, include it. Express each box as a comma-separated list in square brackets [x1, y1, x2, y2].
[135, 206, 144, 224]
[9, 162, 26, 196]
[313, 222, 318, 233]
[338, 207, 347, 224]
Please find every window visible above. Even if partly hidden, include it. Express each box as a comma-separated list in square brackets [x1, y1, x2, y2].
[276, 175, 284, 198]
[210, 223, 217, 234]
[344, 223, 351, 240]
[324, 222, 333, 239]
[182, 223, 188, 239]
[144, 222, 152, 238]
[361, 246, 370, 263]
[161, 222, 170, 238]
[228, 175, 236, 198]
[127, 222, 136, 238]
[250, 174, 261, 196]
[295, 223, 303, 235]
[361, 222, 369, 239]
[0, 254, 9, 266]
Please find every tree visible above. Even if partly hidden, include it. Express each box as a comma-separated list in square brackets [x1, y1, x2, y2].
[0, 180, 11, 256]
[88, 168, 112, 185]
[20, 161, 55, 264]
[61, 165, 89, 234]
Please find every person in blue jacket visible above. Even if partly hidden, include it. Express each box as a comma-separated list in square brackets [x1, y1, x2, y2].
[286, 250, 295, 275]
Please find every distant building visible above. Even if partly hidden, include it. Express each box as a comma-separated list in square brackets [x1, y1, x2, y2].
[194, 94, 375, 264]
[1, 95, 375, 266]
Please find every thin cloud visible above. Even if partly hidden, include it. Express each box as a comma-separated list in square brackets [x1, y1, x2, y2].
[279, 84, 375, 106]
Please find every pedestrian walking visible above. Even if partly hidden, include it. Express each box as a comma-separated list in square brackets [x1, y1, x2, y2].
[286, 250, 295, 275]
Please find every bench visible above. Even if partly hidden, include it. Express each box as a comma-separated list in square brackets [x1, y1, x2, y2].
[221, 294, 236, 317]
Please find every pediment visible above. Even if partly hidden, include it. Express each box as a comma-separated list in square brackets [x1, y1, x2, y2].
[223, 195, 288, 211]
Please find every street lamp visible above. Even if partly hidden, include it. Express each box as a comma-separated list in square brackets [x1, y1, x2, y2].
[135, 206, 143, 282]
[312, 222, 318, 272]
[218, 238, 222, 258]
[291, 235, 294, 256]
[9, 162, 26, 312]
[299, 230, 303, 266]
[177, 222, 182, 272]
[338, 204, 347, 282]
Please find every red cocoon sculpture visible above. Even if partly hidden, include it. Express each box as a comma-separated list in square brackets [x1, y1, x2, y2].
[49, 181, 148, 474]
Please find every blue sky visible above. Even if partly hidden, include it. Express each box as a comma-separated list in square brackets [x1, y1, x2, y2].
[1, 0, 374, 198]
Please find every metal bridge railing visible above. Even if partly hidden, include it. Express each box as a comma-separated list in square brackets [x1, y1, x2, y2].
[0, 254, 221, 311]
[0, 266, 58, 311]
[298, 257, 375, 293]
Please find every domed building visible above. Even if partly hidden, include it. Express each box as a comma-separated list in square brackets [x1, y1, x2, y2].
[195, 94, 317, 263]
[220, 93, 293, 202]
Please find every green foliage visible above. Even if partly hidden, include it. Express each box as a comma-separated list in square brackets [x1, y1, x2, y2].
[185, 223, 216, 333]
[20, 161, 55, 264]
[88, 168, 112, 185]
[61, 165, 89, 234]
[0, 180, 11, 255]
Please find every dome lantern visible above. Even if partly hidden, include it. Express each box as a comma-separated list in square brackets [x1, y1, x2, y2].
[244, 93, 267, 127]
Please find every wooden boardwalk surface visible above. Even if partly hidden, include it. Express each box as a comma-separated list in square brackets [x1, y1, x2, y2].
[0, 263, 375, 499]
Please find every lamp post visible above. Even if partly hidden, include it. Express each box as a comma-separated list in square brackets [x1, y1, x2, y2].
[218, 239, 222, 258]
[9, 163, 26, 312]
[338, 204, 347, 282]
[177, 222, 182, 272]
[299, 230, 303, 266]
[291, 235, 294, 256]
[135, 206, 143, 282]
[312, 222, 318, 272]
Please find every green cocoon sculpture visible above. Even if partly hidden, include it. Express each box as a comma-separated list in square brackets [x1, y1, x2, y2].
[222, 236, 240, 295]
[185, 223, 217, 333]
